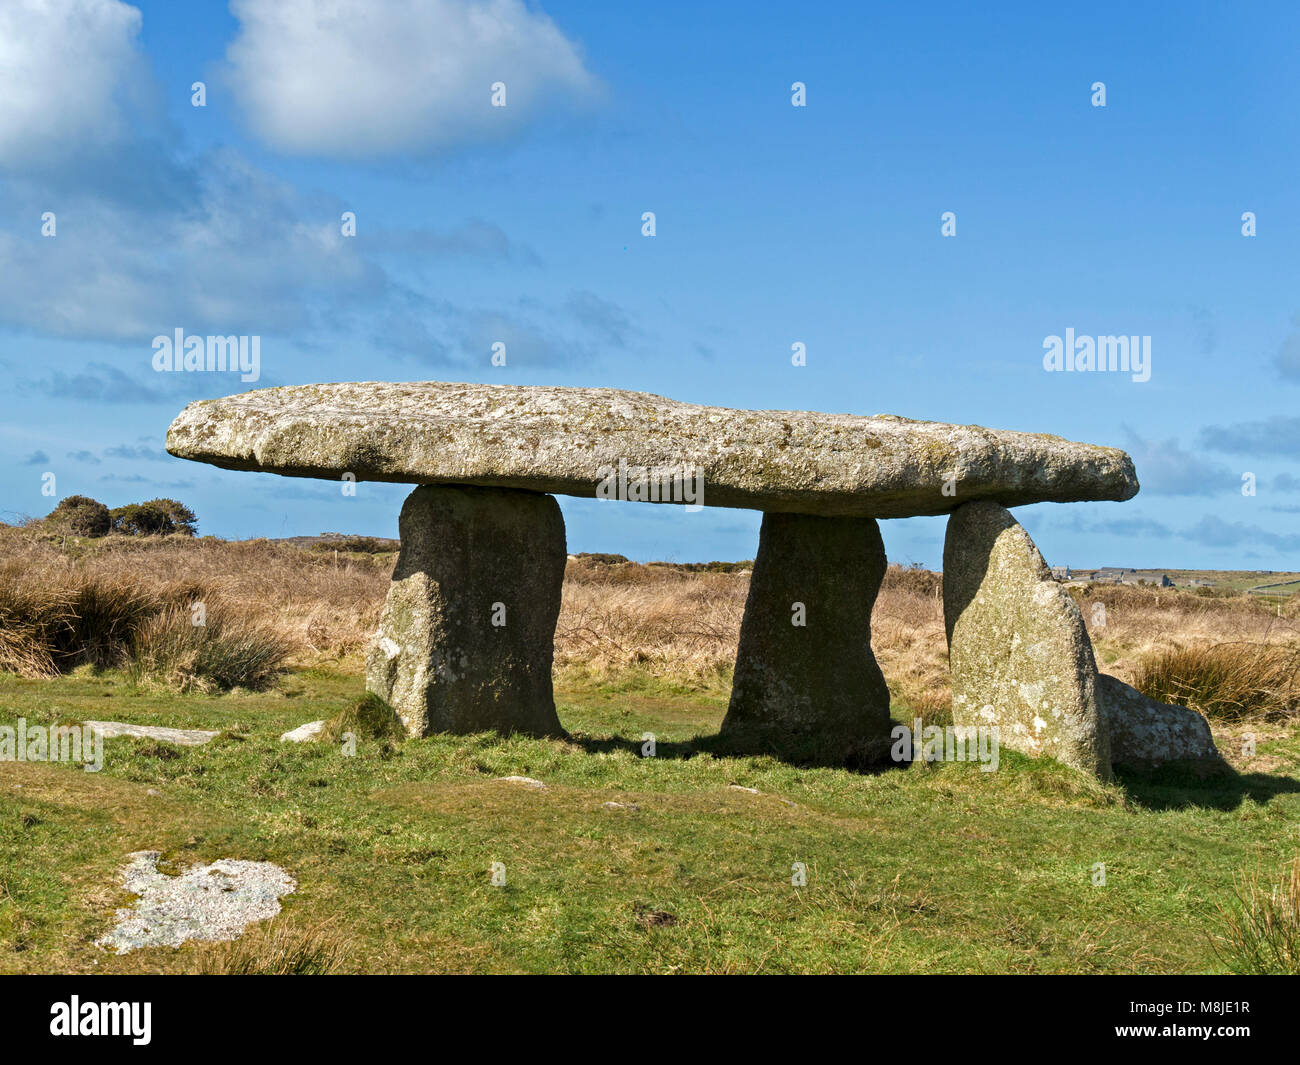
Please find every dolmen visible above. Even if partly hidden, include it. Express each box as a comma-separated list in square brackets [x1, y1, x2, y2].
[166, 381, 1220, 778]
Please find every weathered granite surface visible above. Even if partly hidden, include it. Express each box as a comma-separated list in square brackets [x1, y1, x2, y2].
[165, 381, 1138, 517]
[366, 484, 566, 738]
[96, 851, 295, 954]
[720, 512, 892, 763]
[943, 501, 1112, 777]
[1098, 674, 1222, 768]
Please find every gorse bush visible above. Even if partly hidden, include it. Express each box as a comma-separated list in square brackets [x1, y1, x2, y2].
[46, 495, 112, 537]
[110, 498, 198, 537]
[1131, 641, 1300, 721]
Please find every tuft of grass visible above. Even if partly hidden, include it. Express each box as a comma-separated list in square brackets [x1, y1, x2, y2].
[323, 692, 405, 744]
[126, 604, 291, 693]
[187, 922, 350, 975]
[1131, 642, 1300, 721]
[1210, 858, 1300, 974]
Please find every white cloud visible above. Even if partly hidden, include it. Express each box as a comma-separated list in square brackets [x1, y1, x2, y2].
[224, 0, 597, 157]
[0, 0, 149, 164]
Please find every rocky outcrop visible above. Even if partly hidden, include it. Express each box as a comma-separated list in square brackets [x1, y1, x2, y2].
[365, 484, 566, 739]
[943, 501, 1112, 777]
[720, 513, 892, 763]
[165, 381, 1138, 517]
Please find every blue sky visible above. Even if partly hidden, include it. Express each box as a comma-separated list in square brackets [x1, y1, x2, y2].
[3, 0, 1299, 568]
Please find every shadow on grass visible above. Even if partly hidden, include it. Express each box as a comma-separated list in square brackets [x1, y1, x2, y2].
[1114, 761, 1300, 812]
[565, 729, 908, 775]
[568, 730, 1300, 806]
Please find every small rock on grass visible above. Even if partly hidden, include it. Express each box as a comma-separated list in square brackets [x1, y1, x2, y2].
[495, 775, 547, 789]
[280, 720, 327, 743]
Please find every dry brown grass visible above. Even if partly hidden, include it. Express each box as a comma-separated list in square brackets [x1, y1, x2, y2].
[3, 526, 1299, 719]
[0, 528, 388, 683]
[1210, 857, 1300, 974]
[555, 559, 747, 687]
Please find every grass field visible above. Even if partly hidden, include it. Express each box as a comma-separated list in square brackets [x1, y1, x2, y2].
[3, 663, 1299, 974]
[3, 531, 1300, 973]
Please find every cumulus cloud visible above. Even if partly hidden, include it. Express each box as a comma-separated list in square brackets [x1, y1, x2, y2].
[0, 151, 388, 343]
[224, 0, 597, 157]
[0, 0, 150, 166]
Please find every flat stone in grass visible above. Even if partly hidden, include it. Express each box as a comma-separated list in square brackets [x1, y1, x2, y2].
[96, 851, 295, 954]
[84, 721, 219, 746]
[943, 501, 1112, 778]
[280, 720, 326, 743]
[366, 484, 566, 738]
[720, 512, 892, 764]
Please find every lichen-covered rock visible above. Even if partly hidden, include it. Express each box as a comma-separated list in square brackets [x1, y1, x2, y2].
[96, 851, 295, 954]
[1098, 674, 1222, 768]
[365, 484, 565, 738]
[165, 381, 1138, 518]
[943, 501, 1111, 777]
[720, 513, 892, 764]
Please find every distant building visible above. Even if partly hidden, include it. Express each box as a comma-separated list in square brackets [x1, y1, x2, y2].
[1092, 567, 1136, 583]
[1051, 565, 1071, 581]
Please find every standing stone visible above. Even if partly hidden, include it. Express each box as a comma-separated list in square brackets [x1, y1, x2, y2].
[366, 484, 566, 738]
[720, 512, 892, 764]
[943, 501, 1111, 778]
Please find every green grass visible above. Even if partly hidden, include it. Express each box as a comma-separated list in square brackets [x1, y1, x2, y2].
[2, 666, 1299, 973]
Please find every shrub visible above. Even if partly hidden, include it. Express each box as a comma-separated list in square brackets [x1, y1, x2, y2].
[1131, 642, 1300, 720]
[111, 498, 198, 537]
[46, 495, 111, 537]
[1210, 858, 1300, 974]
